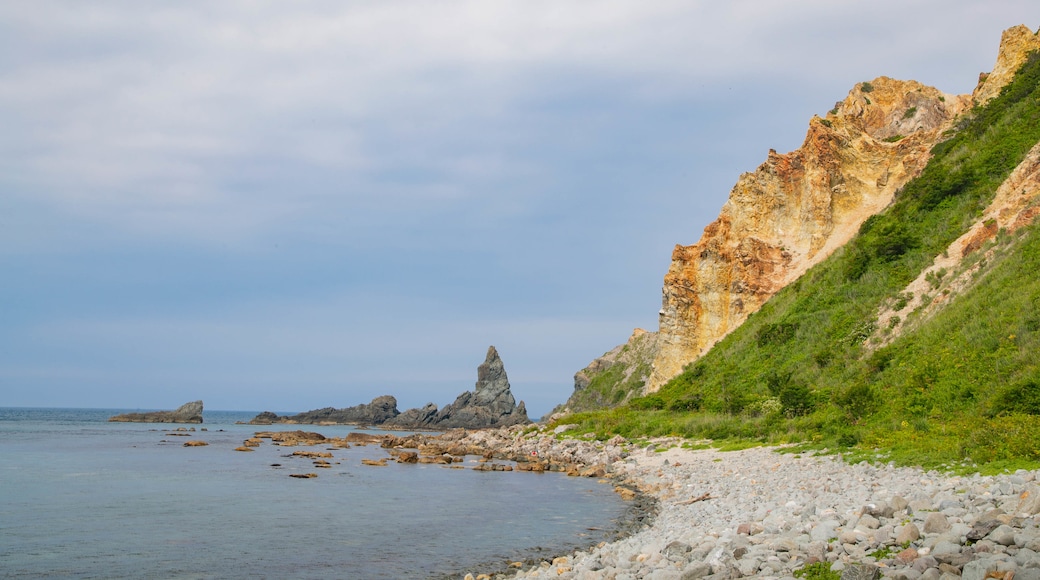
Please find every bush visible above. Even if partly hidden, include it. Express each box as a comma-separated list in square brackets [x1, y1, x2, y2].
[990, 378, 1040, 416]
[861, 81, 875, 93]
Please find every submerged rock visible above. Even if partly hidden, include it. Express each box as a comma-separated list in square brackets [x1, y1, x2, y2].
[108, 401, 204, 424]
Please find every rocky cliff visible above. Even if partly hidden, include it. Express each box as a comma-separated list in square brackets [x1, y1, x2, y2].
[552, 329, 658, 416]
[642, 25, 1040, 392]
[108, 400, 204, 424]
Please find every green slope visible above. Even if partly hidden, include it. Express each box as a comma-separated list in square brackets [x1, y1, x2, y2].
[559, 52, 1040, 473]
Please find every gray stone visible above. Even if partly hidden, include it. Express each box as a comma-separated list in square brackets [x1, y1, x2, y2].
[891, 496, 910, 513]
[664, 541, 693, 561]
[924, 513, 951, 534]
[865, 501, 895, 519]
[858, 514, 881, 530]
[840, 562, 880, 580]
[679, 562, 711, 580]
[898, 523, 922, 545]
[930, 540, 962, 558]
[989, 525, 1017, 546]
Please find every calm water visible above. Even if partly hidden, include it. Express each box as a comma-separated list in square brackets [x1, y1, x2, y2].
[0, 408, 629, 579]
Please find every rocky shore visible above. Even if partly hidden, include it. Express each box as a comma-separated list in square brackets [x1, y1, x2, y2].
[411, 425, 1040, 580]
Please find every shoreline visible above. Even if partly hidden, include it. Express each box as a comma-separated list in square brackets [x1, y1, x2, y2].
[418, 425, 1040, 580]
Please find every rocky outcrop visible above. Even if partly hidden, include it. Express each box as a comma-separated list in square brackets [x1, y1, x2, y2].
[245, 347, 529, 430]
[108, 400, 204, 424]
[972, 25, 1040, 105]
[387, 346, 530, 429]
[552, 329, 659, 416]
[247, 396, 399, 425]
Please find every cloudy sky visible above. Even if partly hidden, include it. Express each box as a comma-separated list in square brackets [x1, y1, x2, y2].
[2, 2, 1038, 418]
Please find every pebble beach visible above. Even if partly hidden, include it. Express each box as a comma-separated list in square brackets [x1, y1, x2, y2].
[427, 426, 1040, 580]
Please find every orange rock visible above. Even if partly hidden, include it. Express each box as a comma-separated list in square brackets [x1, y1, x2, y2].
[183, 440, 208, 447]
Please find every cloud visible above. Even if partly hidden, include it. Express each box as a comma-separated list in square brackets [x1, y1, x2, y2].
[3, 1, 1040, 416]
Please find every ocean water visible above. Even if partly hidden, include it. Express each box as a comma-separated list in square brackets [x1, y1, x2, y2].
[0, 408, 630, 579]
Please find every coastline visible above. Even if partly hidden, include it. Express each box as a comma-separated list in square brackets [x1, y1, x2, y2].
[432, 426, 1040, 580]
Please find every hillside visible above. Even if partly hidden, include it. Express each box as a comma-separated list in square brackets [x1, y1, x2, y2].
[555, 27, 1040, 472]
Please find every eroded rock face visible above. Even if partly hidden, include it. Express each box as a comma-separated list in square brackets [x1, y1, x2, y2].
[644, 25, 1040, 392]
[108, 400, 204, 424]
[645, 77, 969, 391]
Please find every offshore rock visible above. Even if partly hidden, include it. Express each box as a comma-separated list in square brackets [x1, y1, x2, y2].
[247, 396, 400, 426]
[246, 347, 529, 430]
[387, 346, 530, 430]
[108, 400, 203, 424]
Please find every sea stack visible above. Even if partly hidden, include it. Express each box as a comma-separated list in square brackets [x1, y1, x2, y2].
[108, 401, 204, 424]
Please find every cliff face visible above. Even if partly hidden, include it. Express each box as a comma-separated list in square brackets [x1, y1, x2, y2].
[645, 25, 1040, 392]
[552, 328, 658, 416]
[645, 78, 969, 391]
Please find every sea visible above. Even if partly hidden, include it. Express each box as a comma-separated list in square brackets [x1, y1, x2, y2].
[0, 408, 632, 579]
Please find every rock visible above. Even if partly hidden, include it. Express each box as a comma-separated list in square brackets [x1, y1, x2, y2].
[968, 520, 1004, 542]
[924, 513, 952, 534]
[182, 440, 208, 447]
[988, 525, 1017, 547]
[387, 346, 530, 430]
[1014, 486, 1040, 516]
[897, 547, 920, 564]
[247, 396, 400, 426]
[841, 563, 881, 580]
[108, 401, 204, 424]
[288, 473, 317, 478]
[680, 562, 711, 579]
[361, 458, 388, 466]
[233, 446, 254, 452]
[897, 523, 922, 545]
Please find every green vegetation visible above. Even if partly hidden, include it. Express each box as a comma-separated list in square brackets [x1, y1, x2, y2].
[551, 52, 1040, 473]
[794, 562, 840, 580]
[883, 134, 906, 143]
[861, 81, 875, 93]
[903, 106, 918, 119]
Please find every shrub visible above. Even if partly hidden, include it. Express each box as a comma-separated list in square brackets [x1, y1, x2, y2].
[903, 106, 918, 119]
[838, 384, 879, 422]
[990, 378, 1040, 416]
[861, 81, 875, 93]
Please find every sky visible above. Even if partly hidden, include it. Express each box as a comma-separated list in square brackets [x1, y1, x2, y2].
[3, 2, 1039, 419]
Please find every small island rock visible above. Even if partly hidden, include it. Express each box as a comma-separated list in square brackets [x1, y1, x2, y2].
[108, 401, 204, 424]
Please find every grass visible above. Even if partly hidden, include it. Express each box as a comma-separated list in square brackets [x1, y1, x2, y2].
[549, 51, 1040, 473]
